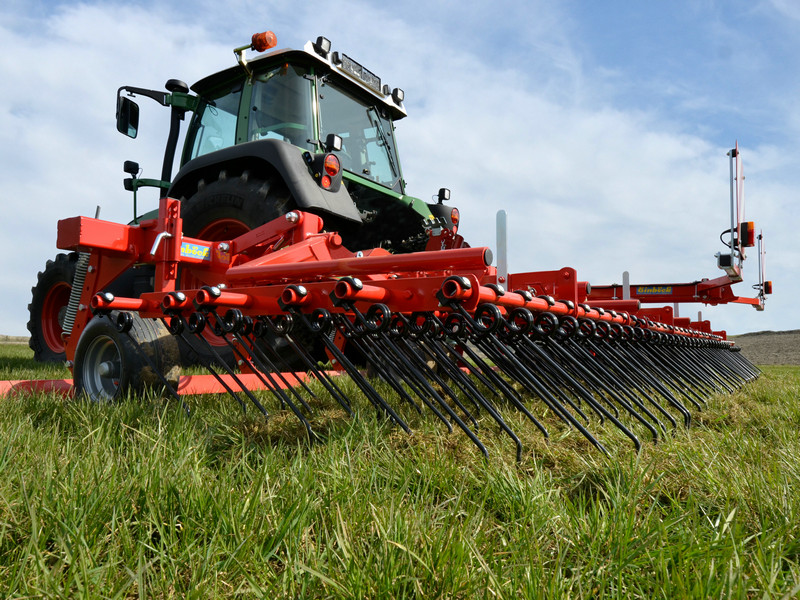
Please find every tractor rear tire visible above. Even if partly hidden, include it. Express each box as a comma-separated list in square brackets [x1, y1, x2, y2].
[73, 312, 181, 402]
[180, 171, 294, 240]
[178, 172, 307, 369]
[27, 252, 79, 363]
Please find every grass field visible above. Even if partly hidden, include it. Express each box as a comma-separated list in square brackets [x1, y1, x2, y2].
[0, 343, 799, 599]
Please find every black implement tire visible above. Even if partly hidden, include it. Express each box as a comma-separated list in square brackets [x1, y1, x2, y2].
[74, 312, 180, 402]
[27, 252, 78, 363]
[178, 171, 318, 370]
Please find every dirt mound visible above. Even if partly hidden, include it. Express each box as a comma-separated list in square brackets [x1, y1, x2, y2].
[730, 330, 800, 366]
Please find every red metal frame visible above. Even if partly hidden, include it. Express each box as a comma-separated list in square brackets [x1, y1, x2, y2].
[58, 199, 728, 343]
[2, 195, 741, 398]
[585, 274, 761, 308]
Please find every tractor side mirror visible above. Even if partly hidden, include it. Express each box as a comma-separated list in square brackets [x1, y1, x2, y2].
[116, 96, 140, 138]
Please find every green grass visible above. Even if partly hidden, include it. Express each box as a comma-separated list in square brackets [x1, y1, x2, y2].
[1, 344, 799, 598]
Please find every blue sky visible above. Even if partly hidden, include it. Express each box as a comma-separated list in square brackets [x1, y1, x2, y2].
[1, 0, 797, 336]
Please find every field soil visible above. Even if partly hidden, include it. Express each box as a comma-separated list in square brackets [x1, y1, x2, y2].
[730, 329, 800, 366]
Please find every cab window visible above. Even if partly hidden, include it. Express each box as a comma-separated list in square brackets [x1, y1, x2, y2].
[248, 64, 314, 150]
[188, 83, 242, 160]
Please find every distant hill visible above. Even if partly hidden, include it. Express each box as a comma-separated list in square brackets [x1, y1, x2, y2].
[729, 330, 800, 366]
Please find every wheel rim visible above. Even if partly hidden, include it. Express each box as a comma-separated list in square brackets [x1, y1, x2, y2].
[196, 218, 250, 240]
[41, 281, 71, 354]
[80, 335, 122, 401]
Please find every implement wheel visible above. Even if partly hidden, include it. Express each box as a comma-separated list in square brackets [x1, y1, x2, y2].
[73, 312, 180, 402]
[27, 252, 78, 362]
[179, 171, 311, 368]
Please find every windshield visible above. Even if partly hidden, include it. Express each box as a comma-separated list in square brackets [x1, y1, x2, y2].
[318, 78, 403, 193]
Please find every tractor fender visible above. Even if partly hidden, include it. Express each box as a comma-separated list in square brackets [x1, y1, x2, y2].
[167, 139, 363, 223]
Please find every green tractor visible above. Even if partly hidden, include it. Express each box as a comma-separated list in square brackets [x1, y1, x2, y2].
[27, 31, 462, 363]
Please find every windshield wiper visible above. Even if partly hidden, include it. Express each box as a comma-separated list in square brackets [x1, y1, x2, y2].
[366, 107, 399, 182]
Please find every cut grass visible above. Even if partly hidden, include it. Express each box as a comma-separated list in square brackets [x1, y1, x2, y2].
[0, 344, 799, 598]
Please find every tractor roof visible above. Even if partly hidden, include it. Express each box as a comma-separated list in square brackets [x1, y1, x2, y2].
[190, 42, 408, 121]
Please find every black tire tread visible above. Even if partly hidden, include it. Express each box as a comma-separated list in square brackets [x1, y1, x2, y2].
[27, 252, 79, 363]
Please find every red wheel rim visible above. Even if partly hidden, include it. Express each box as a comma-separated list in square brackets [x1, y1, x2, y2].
[188, 217, 251, 347]
[196, 218, 250, 240]
[41, 281, 71, 354]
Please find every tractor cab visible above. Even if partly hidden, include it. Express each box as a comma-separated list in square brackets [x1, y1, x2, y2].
[185, 45, 404, 195]
[116, 32, 460, 253]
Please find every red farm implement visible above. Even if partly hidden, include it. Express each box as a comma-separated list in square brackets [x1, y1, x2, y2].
[9, 32, 769, 457]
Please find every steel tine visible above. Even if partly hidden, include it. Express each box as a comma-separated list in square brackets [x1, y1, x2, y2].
[645, 341, 723, 400]
[413, 325, 528, 459]
[513, 333, 654, 443]
[260, 316, 355, 416]
[603, 339, 691, 427]
[580, 337, 671, 438]
[348, 332, 425, 415]
[506, 318, 646, 450]
[506, 330, 600, 423]
[568, 322, 675, 432]
[533, 320, 660, 444]
[407, 335, 483, 428]
[224, 316, 318, 416]
[424, 314, 553, 443]
[456, 305, 612, 454]
[582, 327, 688, 428]
[295, 309, 413, 433]
[207, 311, 325, 441]
[625, 339, 708, 411]
[180, 312, 269, 415]
[214, 315, 327, 441]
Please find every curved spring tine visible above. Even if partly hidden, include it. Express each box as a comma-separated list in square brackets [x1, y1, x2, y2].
[385, 329, 498, 457]
[574, 336, 680, 430]
[545, 334, 661, 444]
[171, 313, 251, 413]
[626, 340, 710, 408]
[293, 309, 412, 433]
[411, 328, 526, 460]
[217, 320, 323, 442]
[204, 311, 313, 430]
[513, 333, 645, 451]
[598, 337, 692, 427]
[426, 312, 553, 443]
[451, 303, 611, 455]
[259, 317, 354, 416]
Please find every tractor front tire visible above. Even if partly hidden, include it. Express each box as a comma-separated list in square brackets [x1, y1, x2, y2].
[73, 312, 180, 402]
[27, 252, 79, 363]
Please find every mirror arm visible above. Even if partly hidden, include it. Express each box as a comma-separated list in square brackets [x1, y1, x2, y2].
[116, 86, 169, 106]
